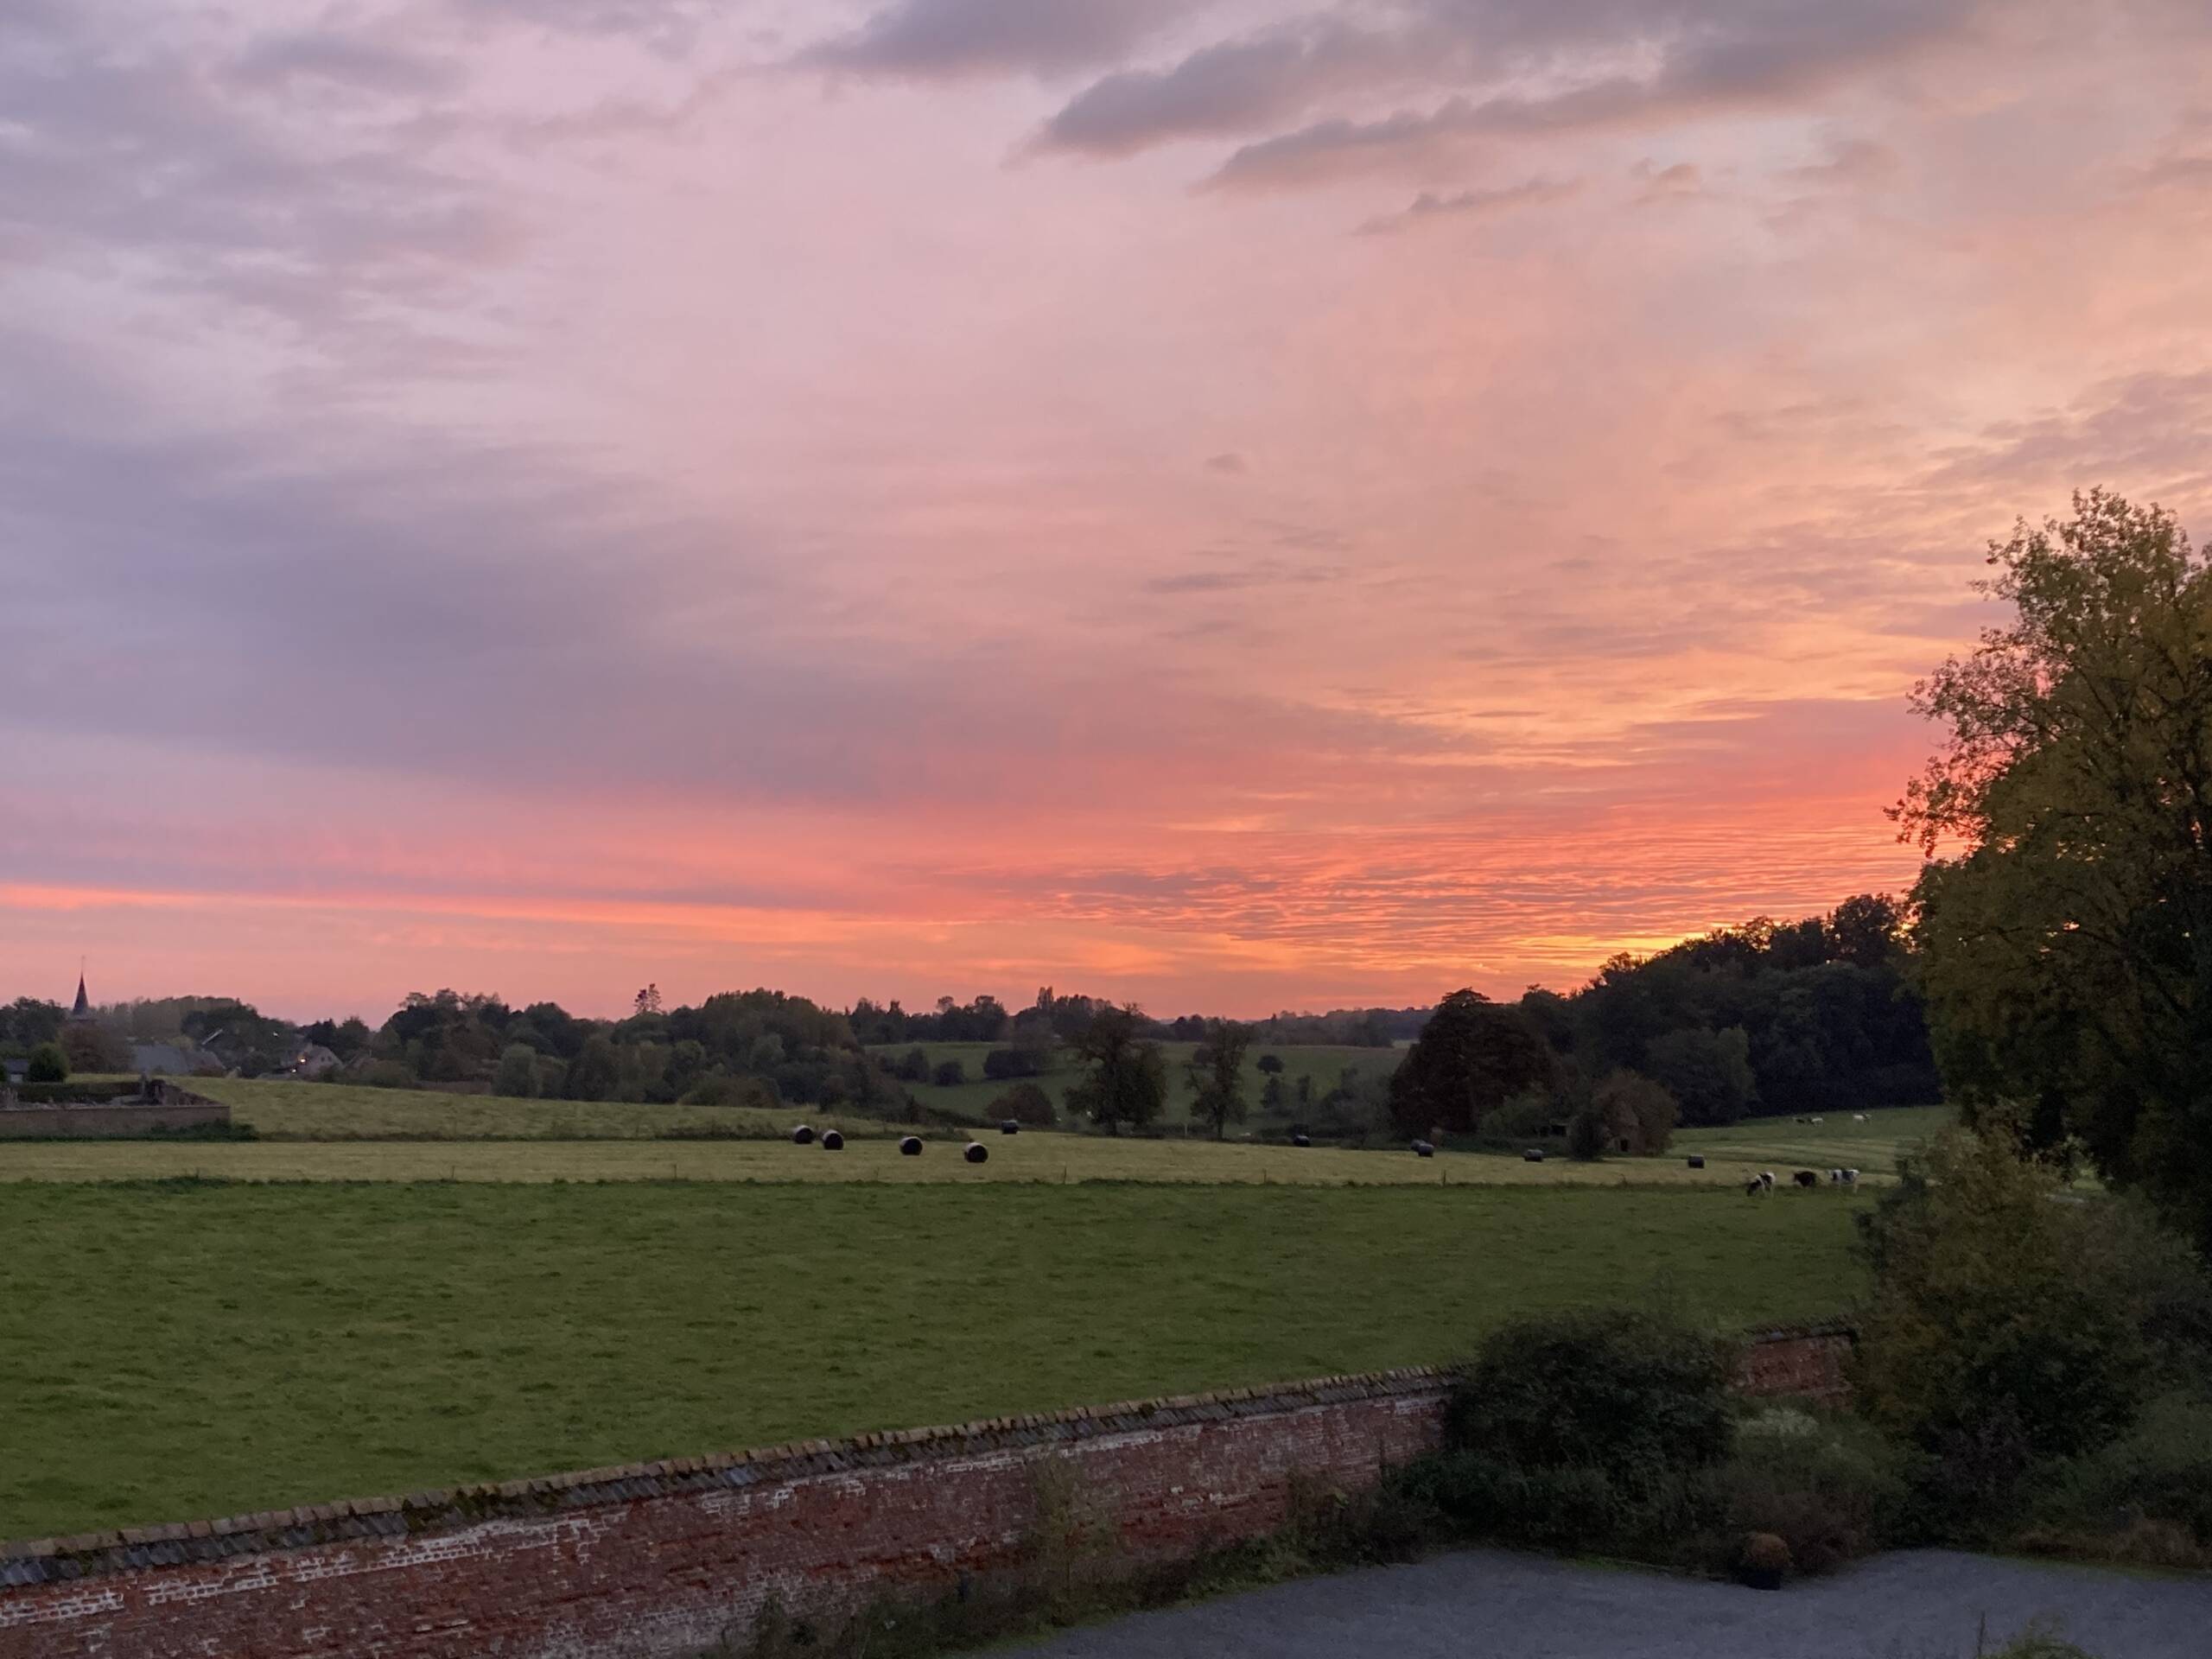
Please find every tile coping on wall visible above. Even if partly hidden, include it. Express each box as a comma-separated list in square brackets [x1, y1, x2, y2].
[0, 1317, 1855, 1586]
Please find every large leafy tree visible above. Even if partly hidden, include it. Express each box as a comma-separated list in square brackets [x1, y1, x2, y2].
[1185, 1019, 1253, 1141]
[1066, 1005, 1166, 1135]
[1898, 491, 2212, 1249]
[1388, 989, 1554, 1137]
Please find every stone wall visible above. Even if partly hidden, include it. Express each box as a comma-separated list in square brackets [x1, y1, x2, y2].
[0, 1328, 1853, 1659]
[0, 1090, 229, 1139]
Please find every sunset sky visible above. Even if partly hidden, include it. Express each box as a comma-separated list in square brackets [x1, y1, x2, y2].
[6, 0, 2210, 1021]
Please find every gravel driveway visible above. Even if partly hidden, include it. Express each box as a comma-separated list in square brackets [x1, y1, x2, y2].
[1005, 1548, 2212, 1658]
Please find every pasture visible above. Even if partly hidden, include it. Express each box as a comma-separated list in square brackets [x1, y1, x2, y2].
[0, 1103, 1944, 1185]
[0, 1181, 1866, 1542]
[184, 1077, 911, 1141]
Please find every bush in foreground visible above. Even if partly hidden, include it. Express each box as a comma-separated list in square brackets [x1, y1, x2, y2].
[1407, 1306, 1736, 1554]
[1713, 1405, 1912, 1572]
[1850, 1125, 2212, 1537]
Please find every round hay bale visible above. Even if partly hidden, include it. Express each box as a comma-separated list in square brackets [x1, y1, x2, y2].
[899, 1135, 923, 1156]
[1000, 1120, 1020, 1135]
[1792, 1169, 1819, 1188]
[964, 1141, 988, 1165]
[1412, 1140, 1435, 1159]
[1686, 1154, 1705, 1169]
[821, 1129, 845, 1152]
[791, 1124, 815, 1145]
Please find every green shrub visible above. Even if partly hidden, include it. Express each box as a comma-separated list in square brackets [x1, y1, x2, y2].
[931, 1059, 966, 1088]
[1851, 1127, 2209, 1534]
[1414, 1306, 1737, 1553]
[1446, 1306, 1737, 1480]
[1711, 1406, 1914, 1572]
[26, 1041, 67, 1084]
[2038, 1392, 2212, 1548]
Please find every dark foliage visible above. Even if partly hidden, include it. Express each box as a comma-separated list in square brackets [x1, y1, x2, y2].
[1388, 990, 1555, 1137]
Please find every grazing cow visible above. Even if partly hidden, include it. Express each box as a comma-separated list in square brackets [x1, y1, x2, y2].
[1413, 1141, 1436, 1159]
[899, 1135, 923, 1156]
[1522, 1147, 1545, 1163]
[1853, 1113, 1868, 1122]
[791, 1124, 815, 1145]
[964, 1142, 989, 1165]
[1759, 1172, 1776, 1191]
[1828, 1168, 1843, 1184]
[1842, 1167, 1859, 1185]
[1291, 1132, 1312, 1148]
[1809, 1116, 1824, 1124]
[821, 1129, 845, 1152]
[1745, 1178, 1764, 1198]
[1001, 1120, 1020, 1135]
[1793, 1170, 1819, 1188]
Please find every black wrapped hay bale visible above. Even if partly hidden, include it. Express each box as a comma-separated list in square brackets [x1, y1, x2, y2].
[791, 1124, 815, 1145]
[821, 1129, 845, 1152]
[899, 1135, 923, 1156]
[964, 1142, 988, 1165]
[1001, 1120, 1020, 1135]
[1522, 1147, 1544, 1162]
[1686, 1154, 1705, 1169]
[1291, 1133, 1311, 1148]
[1412, 1140, 1435, 1159]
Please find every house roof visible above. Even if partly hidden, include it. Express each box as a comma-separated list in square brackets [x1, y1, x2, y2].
[131, 1044, 196, 1077]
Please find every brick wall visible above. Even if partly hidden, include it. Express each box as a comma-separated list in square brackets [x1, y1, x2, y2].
[0, 1328, 1852, 1659]
[1737, 1320, 1853, 1408]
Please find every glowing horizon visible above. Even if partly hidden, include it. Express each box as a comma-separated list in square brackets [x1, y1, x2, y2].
[5, 0, 2209, 1022]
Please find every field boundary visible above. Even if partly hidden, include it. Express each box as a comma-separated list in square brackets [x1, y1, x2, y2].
[0, 1325, 1852, 1659]
[0, 1320, 1851, 1575]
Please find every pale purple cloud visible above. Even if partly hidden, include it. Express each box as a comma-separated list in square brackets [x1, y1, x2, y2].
[806, 0, 1198, 79]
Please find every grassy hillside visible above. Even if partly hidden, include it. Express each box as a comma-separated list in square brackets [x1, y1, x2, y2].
[0, 1180, 1866, 1541]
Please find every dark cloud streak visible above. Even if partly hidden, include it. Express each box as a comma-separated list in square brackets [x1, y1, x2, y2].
[806, 0, 1196, 79]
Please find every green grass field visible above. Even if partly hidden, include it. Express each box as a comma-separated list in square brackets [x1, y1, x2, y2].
[869, 1040, 1401, 1128]
[185, 1077, 916, 1141]
[1671, 1105, 1954, 1179]
[0, 1181, 1866, 1542]
[0, 1103, 1945, 1186]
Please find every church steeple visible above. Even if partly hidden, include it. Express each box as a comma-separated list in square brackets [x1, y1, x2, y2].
[69, 965, 91, 1022]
